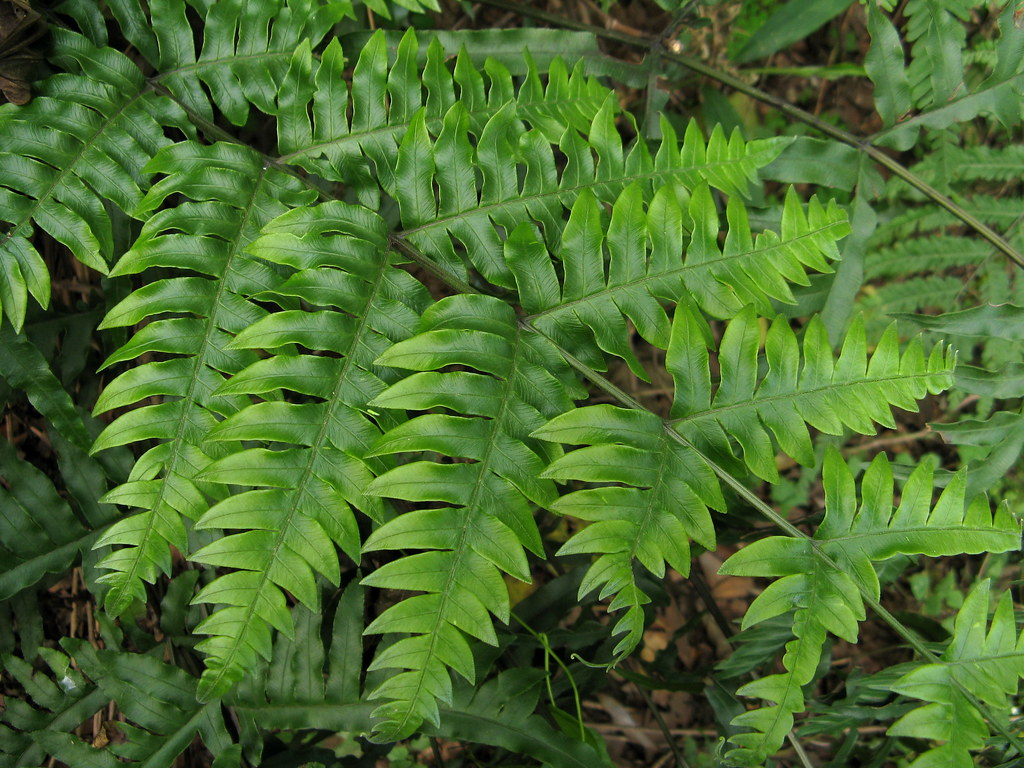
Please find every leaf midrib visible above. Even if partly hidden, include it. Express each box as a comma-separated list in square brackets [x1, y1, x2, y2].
[387, 326, 525, 738]
[823, 522, 1017, 548]
[673, 367, 947, 425]
[151, 50, 293, 82]
[0, 87, 147, 255]
[208, 247, 392, 686]
[526, 218, 847, 323]
[396, 157, 757, 241]
[107, 166, 268, 615]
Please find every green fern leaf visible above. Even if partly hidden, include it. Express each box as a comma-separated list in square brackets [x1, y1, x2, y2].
[276, 27, 612, 213]
[360, 293, 580, 741]
[0, 29, 190, 330]
[0, 319, 126, 579]
[276, 27, 786, 288]
[230, 586, 376, 738]
[866, 235, 989, 280]
[889, 579, 1024, 768]
[395, 94, 792, 288]
[187, 201, 430, 700]
[60, 639, 237, 767]
[670, 308, 955, 480]
[534, 404, 724, 660]
[530, 311, 951, 662]
[263, 603, 328, 706]
[507, 179, 847, 379]
[905, 0, 975, 109]
[861, 277, 964, 332]
[90, 142, 317, 616]
[359, 0, 440, 19]
[59, 0, 159, 59]
[0, 323, 92, 452]
[719, 448, 1021, 766]
[865, 2, 912, 127]
[142, 0, 351, 126]
[0, 438, 111, 600]
[866, 126, 1024, 370]
[873, 2, 1024, 149]
[901, 144, 1024, 187]
[227, 599, 613, 768]
[430, 669, 615, 768]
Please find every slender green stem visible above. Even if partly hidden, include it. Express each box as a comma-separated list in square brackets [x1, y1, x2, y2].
[787, 732, 816, 768]
[476, 0, 1024, 271]
[512, 612, 586, 741]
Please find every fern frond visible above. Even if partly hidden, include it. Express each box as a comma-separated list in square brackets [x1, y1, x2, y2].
[0, 440, 98, 601]
[186, 201, 430, 700]
[90, 142, 317, 616]
[530, 310, 951, 661]
[534, 405, 724, 660]
[359, 0, 441, 19]
[512, 181, 848, 379]
[394, 95, 792, 288]
[262, 603, 329, 706]
[228, 597, 614, 767]
[861, 276, 965, 330]
[902, 144, 1024, 186]
[873, 196, 1024, 242]
[230, 588, 374, 732]
[904, 0, 976, 109]
[276, 32, 791, 293]
[433, 669, 615, 768]
[0, 29, 190, 330]
[0, 322, 126, 596]
[889, 579, 1024, 768]
[142, 0, 351, 126]
[276, 27, 610, 207]
[719, 448, 1021, 766]
[359, 293, 581, 741]
[962, 194, 1024, 233]
[0, 324, 125, 596]
[865, 2, 913, 128]
[0, 322, 92, 453]
[669, 308, 955, 480]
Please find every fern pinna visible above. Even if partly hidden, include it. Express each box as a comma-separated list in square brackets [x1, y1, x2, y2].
[1, 1, 1022, 766]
